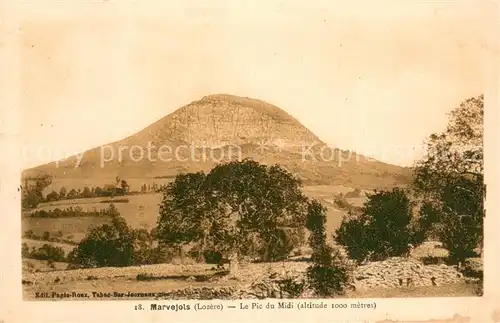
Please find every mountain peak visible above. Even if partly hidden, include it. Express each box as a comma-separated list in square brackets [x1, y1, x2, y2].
[23, 94, 411, 188]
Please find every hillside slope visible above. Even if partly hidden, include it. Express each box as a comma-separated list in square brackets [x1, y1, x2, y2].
[23, 94, 410, 189]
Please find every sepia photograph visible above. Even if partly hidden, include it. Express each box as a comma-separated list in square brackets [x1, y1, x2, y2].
[1, 0, 498, 321]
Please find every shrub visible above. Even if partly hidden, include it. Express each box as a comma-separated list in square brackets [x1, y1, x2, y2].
[24, 229, 34, 239]
[156, 160, 310, 273]
[21, 243, 30, 257]
[333, 194, 351, 209]
[344, 188, 362, 198]
[278, 277, 305, 298]
[306, 245, 352, 297]
[421, 255, 447, 265]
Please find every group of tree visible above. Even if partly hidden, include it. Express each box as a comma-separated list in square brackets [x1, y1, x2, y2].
[22, 242, 67, 263]
[412, 95, 484, 264]
[139, 182, 165, 193]
[22, 179, 131, 208]
[334, 95, 484, 267]
[46, 181, 130, 203]
[25, 206, 117, 218]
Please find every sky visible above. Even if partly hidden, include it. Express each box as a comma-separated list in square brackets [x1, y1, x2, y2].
[17, 0, 493, 169]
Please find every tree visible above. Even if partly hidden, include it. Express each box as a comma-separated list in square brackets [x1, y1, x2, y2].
[120, 180, 130, 194]
[59, 187, 67, 199]
[156, 159, 310, 273]
[66, 189, 79, 200]
[306, 200, 352, 297]
[412, 95, 484, 264]
[67, 204, 135, 267]
[46, 190, 60, 202]
[335, 188, 416, 262]
[94, 186, 103, 197]
[82, 186, 93, 198]
[21, 174, 52, 209]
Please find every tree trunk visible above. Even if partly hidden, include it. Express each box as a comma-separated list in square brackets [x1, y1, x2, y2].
[179, 247, 184, 265]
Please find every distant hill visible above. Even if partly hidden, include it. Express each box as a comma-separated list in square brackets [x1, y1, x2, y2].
[23, 94, 411, 189]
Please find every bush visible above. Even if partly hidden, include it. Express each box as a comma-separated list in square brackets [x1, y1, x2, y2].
[22, 243, 30, 257]
[344, 188, 362, 198]
[24, 229, 34, 239]
[421, 255, 447, 265]
[277, 277, 305, 298]
[306, 245, 352, 297]
[335, 188, 417, 262]
[333, 194, 351, 209]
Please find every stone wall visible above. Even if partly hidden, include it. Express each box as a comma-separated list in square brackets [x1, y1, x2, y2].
[353, 257, 464, 290]
[153, 257, 469, 300]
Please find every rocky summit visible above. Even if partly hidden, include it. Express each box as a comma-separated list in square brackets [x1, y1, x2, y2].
[23, 94, 410, 189]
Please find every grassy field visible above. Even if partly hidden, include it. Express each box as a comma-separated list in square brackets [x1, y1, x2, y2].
[23, 185, 361, 243]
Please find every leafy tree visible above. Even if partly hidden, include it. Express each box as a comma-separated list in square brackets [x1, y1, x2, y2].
[94, 186, 103, 197]
[82, 186, 93, 198]
[412, 95, 484, 264]
[46, 190, 60, 202]
[67, 204, 135, 267]
[306, 200, 352, 297]
[335, 188, 416, 262]
[120, 180, 130, 194]
[156, 159, 310, 273]
[66, 189, 79, 200]
[21, 174, 52, 209]
[59, 187, 67, 199]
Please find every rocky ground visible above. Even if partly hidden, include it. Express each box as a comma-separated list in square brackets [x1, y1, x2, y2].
[22, 253, 483, 300]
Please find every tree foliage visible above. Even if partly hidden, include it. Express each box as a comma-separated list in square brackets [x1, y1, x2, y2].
[335, 188, 417, 262]
[156, 159, 310, 267]
[68, 204, 135, 267]
[306, 200, 352, 297]
[21, 174, 52, 209]
[412, 95, 484, 263]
